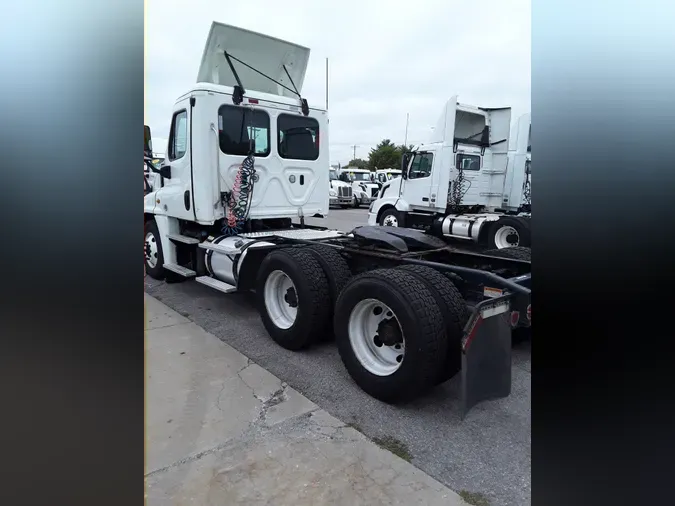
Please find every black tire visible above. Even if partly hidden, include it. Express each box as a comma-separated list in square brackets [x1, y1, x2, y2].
[256, 248, 331, 351]
[398, 265, 469, 383]
[378, 207, 403, 227]
[353, 196, 360, 208]
[484, 246, 531, 261]
[486, 216, 531, 249]
[305, 245, 353, 341]
[144, 220, 165, 280]
[334, 268, 447, 403]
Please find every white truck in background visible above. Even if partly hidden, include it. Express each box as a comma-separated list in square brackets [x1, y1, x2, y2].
[338, 167, 380, 207]
[503, 113, 531, 214]
[143, 22, 531, 415]
[369, 99, 531, 250]
[329, 168, 353, 208]
[375, 168, 402, 184]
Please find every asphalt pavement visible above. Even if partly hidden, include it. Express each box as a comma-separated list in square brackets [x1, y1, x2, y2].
[144, 207, 531, 506]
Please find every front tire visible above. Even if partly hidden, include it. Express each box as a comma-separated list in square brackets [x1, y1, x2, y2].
[144, 220, 165, 280]
[378, 207, 402, 227]
[256, 248, 331, 350]
[486, 217, 530, 249]
[334, 268, 447, 402]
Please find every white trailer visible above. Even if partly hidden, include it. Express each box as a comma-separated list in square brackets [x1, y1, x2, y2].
[368, 100, 531, 250]
[144, 22, 531, 415]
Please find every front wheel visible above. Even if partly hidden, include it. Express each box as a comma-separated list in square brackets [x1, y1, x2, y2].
[144, 220, 165, 280]
[378, 208, 402, 227]
[353, 196, 361, 208]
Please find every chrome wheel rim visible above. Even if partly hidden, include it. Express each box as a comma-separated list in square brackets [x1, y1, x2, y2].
[348, 298, 405, 376]
[494, 225, 519, 249]
[145, 232, 159, 268]
[264, 270, 298, 329]
[382, 214, 399, 227]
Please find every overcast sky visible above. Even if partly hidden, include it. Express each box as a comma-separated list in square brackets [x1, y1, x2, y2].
[145, 0, 530, 165]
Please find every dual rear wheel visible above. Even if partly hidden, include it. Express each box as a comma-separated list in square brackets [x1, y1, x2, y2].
[256, 246, 470, 402]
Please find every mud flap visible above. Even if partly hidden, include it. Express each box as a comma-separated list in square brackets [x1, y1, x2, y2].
[461, 295, 512, 418]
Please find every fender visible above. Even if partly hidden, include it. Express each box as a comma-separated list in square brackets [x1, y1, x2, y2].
[151, 215, 181, 265]
[368, 178, 411, 225]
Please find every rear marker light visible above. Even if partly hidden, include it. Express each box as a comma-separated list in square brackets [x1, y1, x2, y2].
[526, 304, 531, 321]
[510, 311, 520, 327]
[248, 98, 259, 104]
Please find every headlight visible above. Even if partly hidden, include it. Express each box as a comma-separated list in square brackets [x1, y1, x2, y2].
[329, 190, 337, 197]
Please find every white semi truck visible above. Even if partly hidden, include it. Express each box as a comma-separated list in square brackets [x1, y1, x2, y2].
[338, 167, 380, 207]
[329, 168, 353, 208]
[375, 168, 402, 183]
[369, 101, 531, 250]
[144, 22, 531, 415]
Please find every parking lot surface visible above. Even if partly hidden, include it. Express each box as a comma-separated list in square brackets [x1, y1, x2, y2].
[144, 208, 531, 506]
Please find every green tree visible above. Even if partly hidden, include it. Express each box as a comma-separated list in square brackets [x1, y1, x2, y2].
[345, 158, 368, 169]
[367, 139, 401, 170]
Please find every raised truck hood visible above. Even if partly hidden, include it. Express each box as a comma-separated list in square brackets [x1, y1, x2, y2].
[197, 22, 311, 99]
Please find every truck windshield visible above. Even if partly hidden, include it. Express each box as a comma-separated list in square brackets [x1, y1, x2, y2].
[351, 172, 371, 181]
[387, 172, 400, 180]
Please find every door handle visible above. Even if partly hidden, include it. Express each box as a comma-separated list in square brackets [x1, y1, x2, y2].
[422, 197, 429, 202]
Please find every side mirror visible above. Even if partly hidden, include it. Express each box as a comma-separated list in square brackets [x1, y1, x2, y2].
[401, 153, 411, 179]
[144, 125, 152, 157]
[148, 163, 171, 179]
[158, 165, 171, 179]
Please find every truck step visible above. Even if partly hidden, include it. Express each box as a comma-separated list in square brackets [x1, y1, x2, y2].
[167, 233, 200, 244]
[163, 263, 196, 277]
[198, 242, 241, 255]
[195, 276, 236, 293]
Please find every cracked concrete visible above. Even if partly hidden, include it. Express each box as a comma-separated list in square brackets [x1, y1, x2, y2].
[145, 293, 467, 505]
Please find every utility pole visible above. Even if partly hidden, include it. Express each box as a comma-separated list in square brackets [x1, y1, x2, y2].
[404, 113, 409, 146]
[325, 58, 329, 110]
[351, 145, 359, 160]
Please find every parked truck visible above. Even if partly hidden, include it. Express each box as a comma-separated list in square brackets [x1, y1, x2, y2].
[329, 168, 353, 208]
[369, 102, 531, 250]
[143, 22, 531, 416]
[375, 168, 402, 183]
[338, 167, 381, 207]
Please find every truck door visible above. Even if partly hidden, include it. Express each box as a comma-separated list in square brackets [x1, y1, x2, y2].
[403, 150, 440, 210]
[154, 101, 195, 221]
[479, 107, 512, 209]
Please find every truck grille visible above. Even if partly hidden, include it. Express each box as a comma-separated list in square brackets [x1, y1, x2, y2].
[338, 187, 352, 197]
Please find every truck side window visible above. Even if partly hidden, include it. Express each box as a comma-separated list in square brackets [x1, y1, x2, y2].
[168, 110, 188, 161]
[278, 114, 319, 161]
[408, 153, 433, 179]
[218, 105, 270, 157]
[456, 153, 481, 171]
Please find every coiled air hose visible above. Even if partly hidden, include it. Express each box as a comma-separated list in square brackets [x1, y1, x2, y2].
[222, 153, 257, 236]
